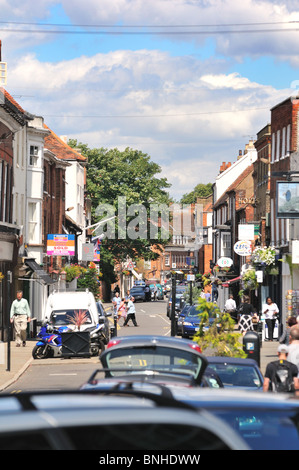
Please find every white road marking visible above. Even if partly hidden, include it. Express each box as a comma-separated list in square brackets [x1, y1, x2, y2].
[49, 373, 77, 376]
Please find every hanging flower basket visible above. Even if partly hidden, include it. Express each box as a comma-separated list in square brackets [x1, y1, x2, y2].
[241, 268, 259, 291]
[251, 246, 276, 267]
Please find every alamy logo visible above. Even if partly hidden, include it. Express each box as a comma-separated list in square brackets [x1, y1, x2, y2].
[92, 196, 203, 244]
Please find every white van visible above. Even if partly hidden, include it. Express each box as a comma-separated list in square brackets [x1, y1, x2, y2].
[43, 290, 99, 331]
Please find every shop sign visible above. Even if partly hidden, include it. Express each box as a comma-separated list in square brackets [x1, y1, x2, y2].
[234, 240, 252, 256]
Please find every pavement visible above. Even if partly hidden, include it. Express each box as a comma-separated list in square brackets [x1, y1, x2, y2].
[0, 330, 280, 392]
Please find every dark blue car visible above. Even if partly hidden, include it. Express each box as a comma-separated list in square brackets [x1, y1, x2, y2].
[206, 356, 264, 391]
[177, 303, 218, 338]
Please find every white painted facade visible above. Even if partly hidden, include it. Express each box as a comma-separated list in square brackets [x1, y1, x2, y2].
[12, 115, 51, 324]
[214, 144, 257, 202]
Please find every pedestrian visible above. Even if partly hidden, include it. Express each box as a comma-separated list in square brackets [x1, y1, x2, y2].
[279, 316, 297, 345]
[10, 290, 31, 347]
[225, 294, 237, 313]
[238, 295, 257, 336]
[153, 284, 158, 301]
[225, 294, 237, 322]
[125, 290, 131, 301]
[287, 325, 299, 370]
[204, 290, 211, 302]
[117, 297, 127, 325]
[123, 296, 139, 327]
[144, 285, 150, 301]
[211, 280, 219, 303]
[262, 297, 279, 341]
[112, 291, 121, 315]
[263, 344, 299, 394]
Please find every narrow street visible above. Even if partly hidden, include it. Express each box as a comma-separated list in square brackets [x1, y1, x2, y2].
[3, 299, 170, 393]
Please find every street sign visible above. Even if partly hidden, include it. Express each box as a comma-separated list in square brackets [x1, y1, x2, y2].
[187, 274, 195, 281]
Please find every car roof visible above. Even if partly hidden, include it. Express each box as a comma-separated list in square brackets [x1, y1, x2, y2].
[170, 387, 299, 408]
[104, 334, 203, 352]
[206, 356, 260, 366]
[0, 391, 250, 450]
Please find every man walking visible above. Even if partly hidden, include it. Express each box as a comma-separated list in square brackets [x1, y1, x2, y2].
[287, 325, 299, 369]
[123, 296, 139, 327]
[10, 290, 31, 347]
[263, 344, 299, 394]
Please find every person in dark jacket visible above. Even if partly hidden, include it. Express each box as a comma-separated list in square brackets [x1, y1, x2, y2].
[238, 295, 258, 336]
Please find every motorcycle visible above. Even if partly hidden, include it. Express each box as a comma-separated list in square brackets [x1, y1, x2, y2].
[32, 322, 106, 359]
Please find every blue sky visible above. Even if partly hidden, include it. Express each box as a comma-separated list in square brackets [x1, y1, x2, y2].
[2, 0, 299, 200]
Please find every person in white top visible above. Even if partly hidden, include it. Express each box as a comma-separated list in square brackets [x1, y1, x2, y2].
[225, 294, 236, 312]
[262, 297, 279, 341]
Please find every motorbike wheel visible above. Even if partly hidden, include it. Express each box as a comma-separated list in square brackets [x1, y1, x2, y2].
[98, 340, 105, 355]
[32, 345, 51, 359]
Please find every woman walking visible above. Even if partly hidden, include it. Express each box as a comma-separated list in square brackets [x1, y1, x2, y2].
[238, 295, 258, 336]
[262, 297, 279, 341]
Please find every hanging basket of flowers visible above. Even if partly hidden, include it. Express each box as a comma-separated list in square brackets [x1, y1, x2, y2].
[251, 246, 276, 267]
[241, 268, 259, 291]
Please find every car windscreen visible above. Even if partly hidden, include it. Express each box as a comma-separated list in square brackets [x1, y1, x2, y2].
[208, 408, 299, 450]
[50, 309, 93, 326]
[103, 346, 204, 380]
[208, 363, 263, 388]
[130, 288, 145, 293]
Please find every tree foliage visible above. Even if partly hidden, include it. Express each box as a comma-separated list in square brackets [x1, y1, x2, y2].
[192, 298, 247, 358]
[180, 183, 213, 204]
[68, 140, 172, 273]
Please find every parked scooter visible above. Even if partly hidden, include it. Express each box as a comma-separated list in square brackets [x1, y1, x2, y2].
[32, 322, 106, 359]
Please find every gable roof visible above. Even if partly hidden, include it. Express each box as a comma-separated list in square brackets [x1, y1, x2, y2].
[44, 124, 87, 163]
[0, 87, 33, 125]
[213, 164, 254, 209]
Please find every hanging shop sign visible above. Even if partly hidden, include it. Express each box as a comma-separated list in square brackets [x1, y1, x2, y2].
[217, 257, 233, 268]
[234, 240, 252, 256]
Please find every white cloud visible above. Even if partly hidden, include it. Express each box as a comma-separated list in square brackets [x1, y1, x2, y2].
[8, 47, 288, 201]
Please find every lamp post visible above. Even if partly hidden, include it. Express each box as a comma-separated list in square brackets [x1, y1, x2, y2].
[170, 271, 177, 336]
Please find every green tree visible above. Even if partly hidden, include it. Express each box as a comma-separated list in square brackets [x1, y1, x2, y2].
[180, 183, 213, 205]
[68, 140, 172, 273]
[192, 298, 246, 358]
[77, 264, 100, 300]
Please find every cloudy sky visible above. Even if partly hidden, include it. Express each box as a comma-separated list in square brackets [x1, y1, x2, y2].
[2, 0, 299, 200]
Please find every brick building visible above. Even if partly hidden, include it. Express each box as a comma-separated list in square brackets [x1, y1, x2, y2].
[269, 95, 299, 326]
[253, 124, 271, 247]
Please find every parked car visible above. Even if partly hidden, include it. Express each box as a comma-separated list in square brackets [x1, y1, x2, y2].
[82, 335, 223, 389]
[176, 303, 192, 335]
[0, 389, 249, 450]
[171, 387, 299, 450]
[129, 286, 146, 302]
[177, 303, 218, 338]
[149, 283, 164, 300]
[97, 335, 207, 386]
[206, 356, 264, 391]
[166, 293, 185, 318]
[43, 290, 99, 331]
[96, 300, 112, 344]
